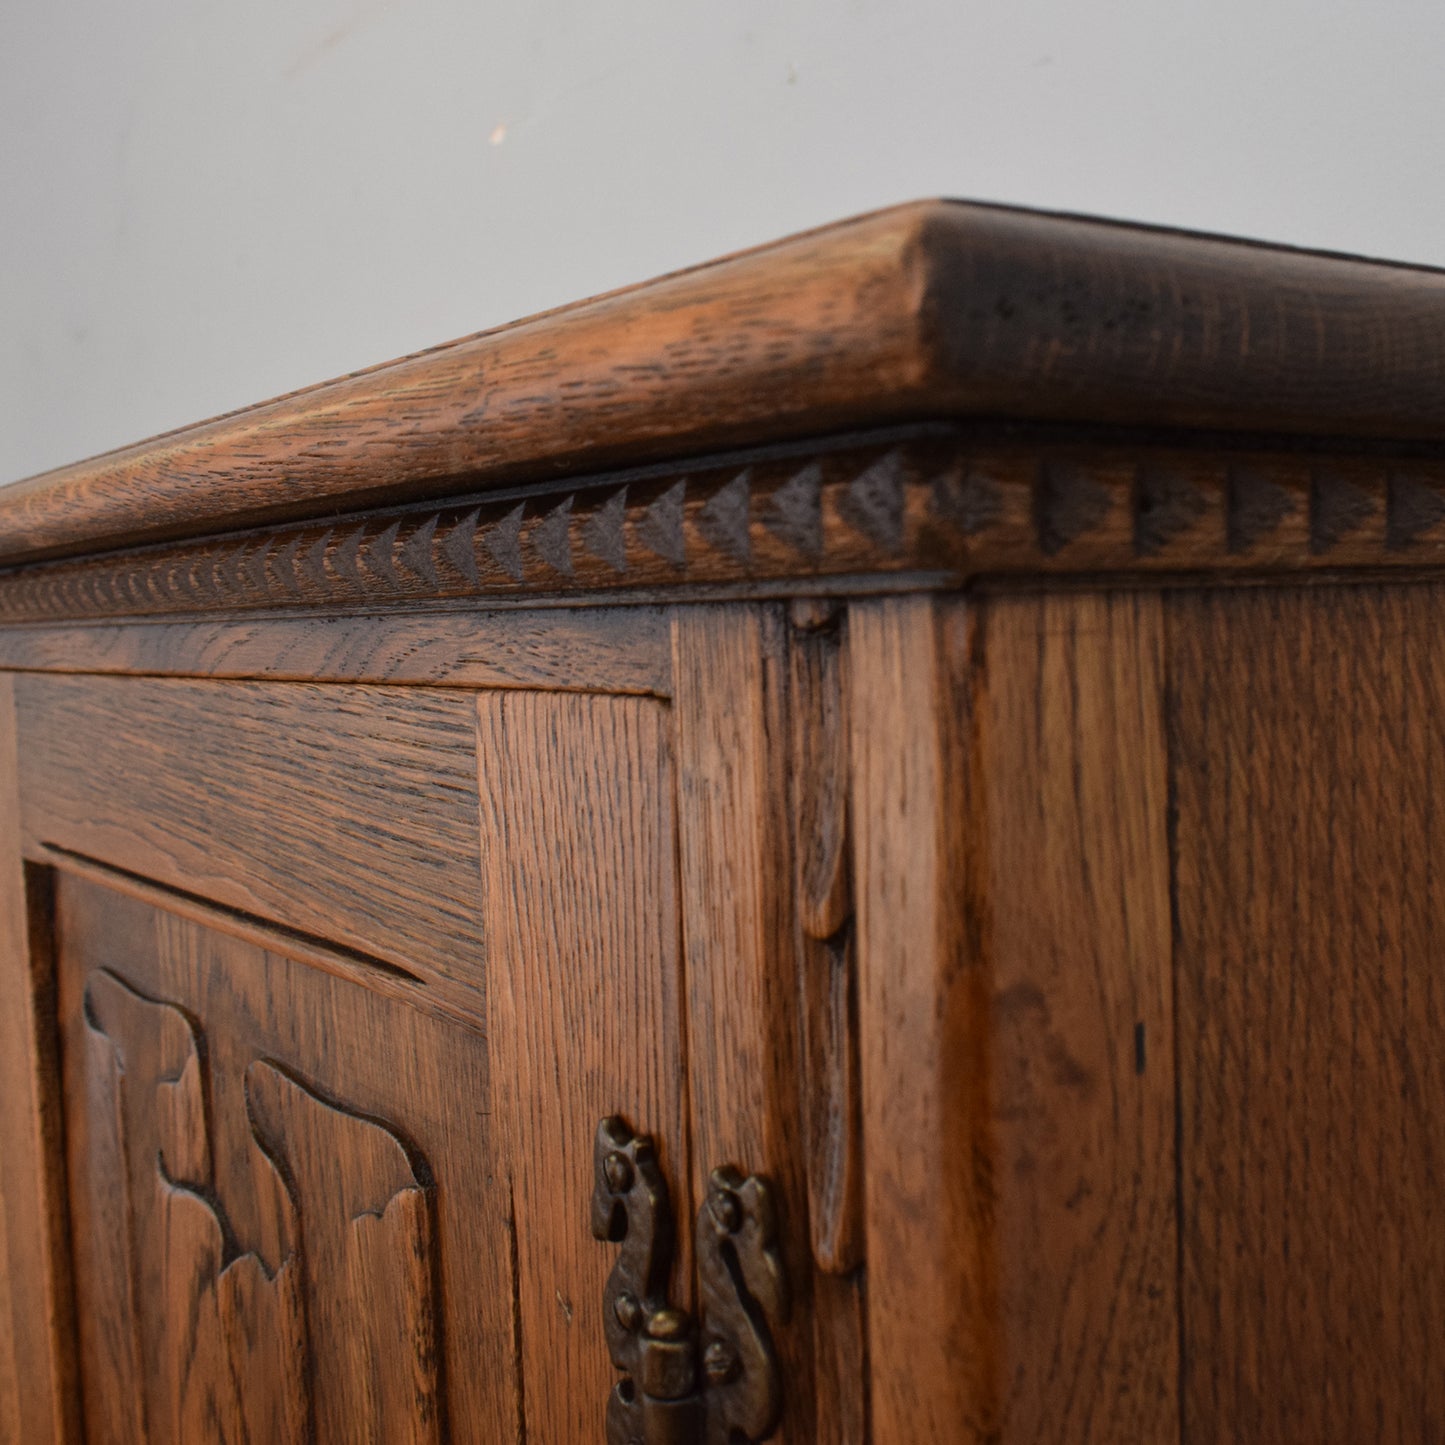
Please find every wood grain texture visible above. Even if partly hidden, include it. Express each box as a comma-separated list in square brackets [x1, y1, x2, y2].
[0, 1235, 16, 1445]
[248, 1060, 441, 1443]
[849, 596, 981, 1443]
[0, 678, 74, 1445]
[42, 848, 466, 1033]
[786, 601, 863, 1275]
[16, 674, 487, 1010]
[0, 430, 950, 622]
[1169, 584, 1445, 1443]
[25, 432, 1445, 623]
[849, 593, 1177, 1443]
[12, 199, 1445, 564]
[0, 606, 671, 695]
[58, 870, 514, 1442]
[66, 974, 147, 1445]
[80, 968, 308, 1444]
[974, 593, 1178, 1442]
[476, 690, 688, 1445]
[784, 601, 869, 1442]
[671, 606, 817, 1442]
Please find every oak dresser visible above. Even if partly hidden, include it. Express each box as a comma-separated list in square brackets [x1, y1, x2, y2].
[2, 201, 1444, 1442]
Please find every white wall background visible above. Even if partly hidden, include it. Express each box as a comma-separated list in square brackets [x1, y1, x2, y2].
[4, 1, 1445, 487]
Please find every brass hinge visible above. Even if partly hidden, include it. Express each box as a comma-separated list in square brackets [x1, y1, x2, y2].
[591, 1116, 790, 1445]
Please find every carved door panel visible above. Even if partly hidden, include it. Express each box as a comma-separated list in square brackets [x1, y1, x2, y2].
[45, 678, 691, 1443]
[55, 870, 507, 1443]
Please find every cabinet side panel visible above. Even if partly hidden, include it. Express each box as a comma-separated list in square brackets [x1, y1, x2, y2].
[850, 593, 1178, 1443]
[0, 677, 75, 1444]
[1169, 585, 1445, 1443]
[478, 691, 688, 1445]
[978, 593, 1179, 1442]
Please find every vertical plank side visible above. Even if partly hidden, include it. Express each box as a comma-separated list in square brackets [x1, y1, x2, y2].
[479, 690, 688, 1445]
[671, 605, 816, 1441]
[980, 593, 1178, 1441]
[1169, 585, 1445, 1443]
[0, 675, 75, 1444]
[849, 596, 989, 1441]
[850, 593, 1178, 1443]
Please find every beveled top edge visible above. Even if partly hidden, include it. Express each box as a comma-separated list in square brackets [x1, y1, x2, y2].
[6, 198, 1445, 566]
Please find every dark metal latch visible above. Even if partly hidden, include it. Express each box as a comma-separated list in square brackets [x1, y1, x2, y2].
[591, 1115, 789, 1444]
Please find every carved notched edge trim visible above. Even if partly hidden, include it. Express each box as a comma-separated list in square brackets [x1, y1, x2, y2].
[12, 429, 1445, 621]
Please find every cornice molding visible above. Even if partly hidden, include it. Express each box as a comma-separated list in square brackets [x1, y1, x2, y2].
[7, 429, 1445, 623]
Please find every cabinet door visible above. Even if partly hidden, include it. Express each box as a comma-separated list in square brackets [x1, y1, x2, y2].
[22, 671, 688, 1443]
[57, 871, 505, 1442]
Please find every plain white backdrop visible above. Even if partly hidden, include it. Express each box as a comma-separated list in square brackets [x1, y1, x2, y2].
[4, 1, 1444, 486]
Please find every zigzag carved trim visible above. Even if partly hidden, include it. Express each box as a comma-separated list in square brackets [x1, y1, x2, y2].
[7, 431, 1445, 621]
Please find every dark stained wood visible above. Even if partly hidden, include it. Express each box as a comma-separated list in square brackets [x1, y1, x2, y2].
[15, 674, 487, 1013]
[0, 1245, 15, 1445]
[28, 432, 1445, 624]
[66, 977, 161, 1445]
[0, 678, 75, 1445]
[1169, 583, 1445, 1443]
[80, 968, 308, 1443]
[0, 430, 951, 622]
[849, 593, 1177, 1443]
[808, 1271, 869, 1445]
[786, 599, 863, 1275]
[973, 593, 1178, 1442]
[476, 690, 689, 1444]
[21, 194, 1445, 1441]
[0, 206, 930, 563]
[671, 606, 819, 1442]
[12, 200, 1445, 564]
[784, 600, 869, 1442]
[57, 869, 515, 1442]
[248, 1060, 441, 1442]
[41, 847, 462, 1031]
[0, 606, 671, 695]
[848, 596, 980, 1443]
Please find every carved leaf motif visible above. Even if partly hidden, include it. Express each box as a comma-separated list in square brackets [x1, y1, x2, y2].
[246, 1058, 444, 1444]
[79, 971, 446, 1441]
[83, 970, 307, 1445]
[76, 1022, 146, 1445]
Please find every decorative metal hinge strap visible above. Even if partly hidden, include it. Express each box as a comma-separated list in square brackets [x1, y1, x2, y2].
[591, 1116, 790, 1445]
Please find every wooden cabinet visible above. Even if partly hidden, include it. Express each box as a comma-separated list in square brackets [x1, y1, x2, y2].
[5, 201, 1445, 1440]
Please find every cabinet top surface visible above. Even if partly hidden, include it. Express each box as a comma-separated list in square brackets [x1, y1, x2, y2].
[7, 198, 1445, 565]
